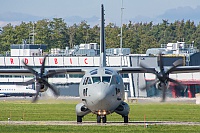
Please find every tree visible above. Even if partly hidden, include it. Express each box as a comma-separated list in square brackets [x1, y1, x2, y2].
[34, 19, 51, 45]
[0, 23, 16, 53]
[49, 18, 69, 49]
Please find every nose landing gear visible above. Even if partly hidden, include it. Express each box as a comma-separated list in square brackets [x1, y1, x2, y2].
[97, 115, 107, 123]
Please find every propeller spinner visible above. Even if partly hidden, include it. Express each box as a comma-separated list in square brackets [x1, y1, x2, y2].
[140, 53, 185, 102]
[22, 55, 60, 102]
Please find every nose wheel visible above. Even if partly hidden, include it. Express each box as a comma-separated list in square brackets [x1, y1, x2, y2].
[97, 115, 107, 123]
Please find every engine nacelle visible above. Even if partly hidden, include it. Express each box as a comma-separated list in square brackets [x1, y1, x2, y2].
[114, 101, 130, 117]
[76, 103, 91, 117]
[36, 84, 48, 92]
[156, 82, 168, 90]
[156, 82, 162, 90]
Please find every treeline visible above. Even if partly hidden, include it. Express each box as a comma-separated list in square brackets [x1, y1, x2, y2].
[0, 18, 200, 54]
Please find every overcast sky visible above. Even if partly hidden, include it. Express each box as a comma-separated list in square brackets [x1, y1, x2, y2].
[0, 0, 200, 26]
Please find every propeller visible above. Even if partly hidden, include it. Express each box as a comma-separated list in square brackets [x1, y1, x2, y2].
[140, 53, 185, 102]
[22, 55, 62, 102]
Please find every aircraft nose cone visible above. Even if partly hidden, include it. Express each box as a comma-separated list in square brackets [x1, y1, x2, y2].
[96, 91, 107, 101]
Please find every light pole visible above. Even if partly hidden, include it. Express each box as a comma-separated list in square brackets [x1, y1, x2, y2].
[120, 0, 124, 66]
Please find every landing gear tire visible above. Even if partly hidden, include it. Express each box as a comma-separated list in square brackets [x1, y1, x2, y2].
[97, 115, 107, 123]
[77, 116, 82, 123]
[102, 115, 107, 123]
[124, 116, 128, 123]
[97, 115, 101, 123]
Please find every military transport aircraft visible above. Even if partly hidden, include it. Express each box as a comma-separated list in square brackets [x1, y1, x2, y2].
[0, 4, 200, 123]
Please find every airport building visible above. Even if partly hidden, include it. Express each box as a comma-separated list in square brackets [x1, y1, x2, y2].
[0, 42, 200, 98]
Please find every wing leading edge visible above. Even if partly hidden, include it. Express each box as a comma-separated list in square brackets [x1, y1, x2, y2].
[116, 66, 200, 74]
[116, 67, 156, 74]
[0, 68, 87, 76]
[168, 66, 200, 74]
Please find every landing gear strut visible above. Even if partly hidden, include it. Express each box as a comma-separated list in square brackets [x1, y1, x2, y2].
[124, 116, 128, 123]
[97, 115, 107, 123]
[77, 116, 82, 123]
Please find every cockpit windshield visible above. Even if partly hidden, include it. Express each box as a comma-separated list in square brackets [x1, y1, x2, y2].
[92, 77, 101, 83]
[83, 75, 111, 85]
[102, 76, 111, 83]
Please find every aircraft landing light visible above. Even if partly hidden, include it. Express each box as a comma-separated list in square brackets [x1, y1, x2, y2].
[97, 110, 107, 115]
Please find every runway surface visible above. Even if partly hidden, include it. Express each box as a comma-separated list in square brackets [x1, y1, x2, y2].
[1, 121, 200, 126]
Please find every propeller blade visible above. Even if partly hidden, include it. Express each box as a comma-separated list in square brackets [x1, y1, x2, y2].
[158, 53, 164, 72]
[23, 61, 38, 75]
[166, 59, 183, 74]
[41, 55, 48, 74]
[161, 83, 167, 102]
[168, 78, 185, 90]
[32, 84, 41, 103]
[42, 79, 59, 96]
[173, 59, 183, 66]
[140, 62, 156, 74]
[22, 55, 59, 102]
[140, 79, 159, 91]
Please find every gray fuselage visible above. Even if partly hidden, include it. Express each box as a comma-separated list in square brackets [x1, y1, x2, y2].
[79, 67, 125, 115]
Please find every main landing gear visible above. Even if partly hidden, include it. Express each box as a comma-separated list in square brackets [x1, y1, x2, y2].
[97, 115, 107, 123]
[123, 116, 128, 123]
[77, 116, 82, 123]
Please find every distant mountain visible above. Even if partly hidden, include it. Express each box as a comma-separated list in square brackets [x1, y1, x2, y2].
[130, 6, 200, 24]
[0, 12, 43, 21]
[158, 6, 200, 23]
[0, 12, 99, 27]
[0, 6, 200, 27]
[64, 16, 99, 26]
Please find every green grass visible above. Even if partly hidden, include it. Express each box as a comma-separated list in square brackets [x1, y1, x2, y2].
[1, 99, 200, 132]
[0, 100, 200, 122]
[0, 125, 200, 133]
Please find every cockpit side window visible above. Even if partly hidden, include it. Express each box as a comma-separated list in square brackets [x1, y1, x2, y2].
[83, 77, 92, 85]
[87, 77, 92, 84]
[102, 76, 111, 83]
[116, 76, 120, 84]
[92, 76, 101, 83]
[83, 77, 87, 85]
[111, 75, 120, 85]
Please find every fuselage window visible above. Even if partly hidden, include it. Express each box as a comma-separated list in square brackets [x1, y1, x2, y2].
[92, 77, 101, 83]
[102, 76, 111, 83]
[90, 69, 98, 75]
[105, 69, 113, 75]
[105, 70, 112, 75]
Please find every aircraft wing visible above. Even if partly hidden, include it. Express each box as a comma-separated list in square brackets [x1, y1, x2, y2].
[168, 66, 200, 74]
[116, 66, 200, 74]
[0, 69, 32, 76]
[0, 67, 88, 76]
[47, 68, 86, 75]
[115, 67, 156, 74]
